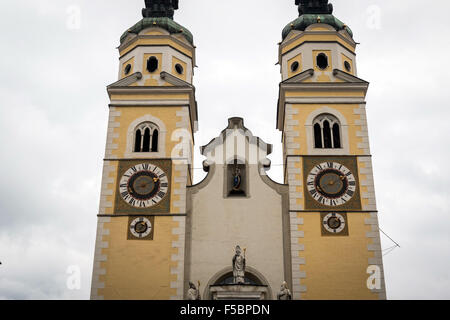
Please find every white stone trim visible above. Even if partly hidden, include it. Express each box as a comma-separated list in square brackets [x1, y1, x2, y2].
[105, 108, 121, 159]
[98, 161, 116, 215]
[364, 212, 387, 300]
[290, 212, 306, 300]
[286, 97, 365, 104]
[176, 109, 190, 129]
[305, 106, 350, 155]
[110, 100, 190, 106]
[170, 216, 186, 300]
[358, 157, 377, 211]
[287, 157, 303, 211]
[125, 114, 167, 158]
[172, 163, 188, 213]
[90, 217, 111, 300]
[284, 104, 301, 155]
[354, 104, 371, 155]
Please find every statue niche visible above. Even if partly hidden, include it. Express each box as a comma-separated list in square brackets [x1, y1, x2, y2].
[226, 160, 247, 197]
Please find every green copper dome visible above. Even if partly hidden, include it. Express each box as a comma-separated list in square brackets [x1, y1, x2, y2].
[282, 14, 353, 40]
[120, 1, 193, 45]
[282, 1, 353, 40]
[120, 17, 194, 45]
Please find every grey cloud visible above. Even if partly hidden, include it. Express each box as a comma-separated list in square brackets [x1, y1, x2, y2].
[0, 0, 449, 299]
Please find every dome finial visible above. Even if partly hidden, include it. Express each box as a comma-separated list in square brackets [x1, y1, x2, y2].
[295, 0, 333, 16]
[142, 0, 179, 19]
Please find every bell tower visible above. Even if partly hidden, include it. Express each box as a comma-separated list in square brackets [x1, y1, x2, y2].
[278, 0, 386, 299]
[91, 0, 197, 300]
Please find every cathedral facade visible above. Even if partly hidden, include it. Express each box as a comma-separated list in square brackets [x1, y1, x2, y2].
[91, 0, 386, 300]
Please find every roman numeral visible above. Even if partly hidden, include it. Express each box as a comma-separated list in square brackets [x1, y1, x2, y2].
[327, 162, 333, 168]
[121, 191, 129, 198]
[331, 199, 337, 206]
[161, 183, 168, 188]
[158, 191, 166, 198]
[119, 183, 127, 188]
[315, 164, 323, 171]
[159, 173, 166, 178]
[346, 171, 352, 177]
[142, 163, 149, 170]
[347, 190, 354, 197]
[131, 166, 137, 173]
[349, 181, 356, 186]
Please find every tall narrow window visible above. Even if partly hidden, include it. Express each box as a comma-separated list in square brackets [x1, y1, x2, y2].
[134, 130, 142, 152]
[313, 114, 342, 149]
[333, 123, 341, 148]
[133, 122, 160, 153]
[151, 130, 159, 152]
[314, 123, 322, 148]
[323, 120, 332, 148]
[142, 128, 151, 152]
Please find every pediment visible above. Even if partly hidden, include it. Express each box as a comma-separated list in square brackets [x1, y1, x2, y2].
[282, 69, 368, 85]
[107, 71, 192, 88]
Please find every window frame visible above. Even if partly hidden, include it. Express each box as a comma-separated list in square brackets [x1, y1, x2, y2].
[125, 115, 167, 158]
[304, 107, 350, 156]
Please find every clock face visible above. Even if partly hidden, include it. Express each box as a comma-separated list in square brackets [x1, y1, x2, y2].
[129, 217, 152, 239]
[322, 213, 346, 234]
[119, 163, 169, 208]
[306, 161, 356, 207]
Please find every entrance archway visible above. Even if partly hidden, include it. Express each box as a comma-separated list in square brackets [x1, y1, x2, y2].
[204, 266, 273, 300]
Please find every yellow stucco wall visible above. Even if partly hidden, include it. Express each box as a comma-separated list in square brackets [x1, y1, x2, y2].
[98, 216, 181, 299]
[103, 105, 193, 214]
[97, 102, 193, 299]
[120, 38, 193, 58]
[293, 211, 376, 300]
[285, 103, 366, 156]
[281, 33, 356, 55]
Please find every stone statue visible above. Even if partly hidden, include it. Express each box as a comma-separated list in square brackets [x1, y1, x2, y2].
[295, 0, 333, 16]
[277, 281, 292, 300]
[232, 245, 246, 284]
[142, 0, 179, 19]
[187, 281, 201, 300]
[232, 166, 242, 191]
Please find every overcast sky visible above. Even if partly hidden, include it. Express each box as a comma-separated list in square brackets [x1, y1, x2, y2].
[0, 0, 449, 300]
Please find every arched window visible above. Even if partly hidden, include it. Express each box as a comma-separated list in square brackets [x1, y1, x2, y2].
[314, 123, 322, 148]
[332, 123, 341, 148]
[323, 120, 332, 148]
[133, 122, 159, 153]
[151, 129, 159, 152]
[313, 114, 342, 149]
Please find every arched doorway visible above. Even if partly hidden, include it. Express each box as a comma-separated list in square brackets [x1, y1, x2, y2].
[204, 267, 273, 300]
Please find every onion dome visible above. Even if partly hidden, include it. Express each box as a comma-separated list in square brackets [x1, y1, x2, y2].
[282, 0, 353, 40]
[120, 0, 193, 45]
